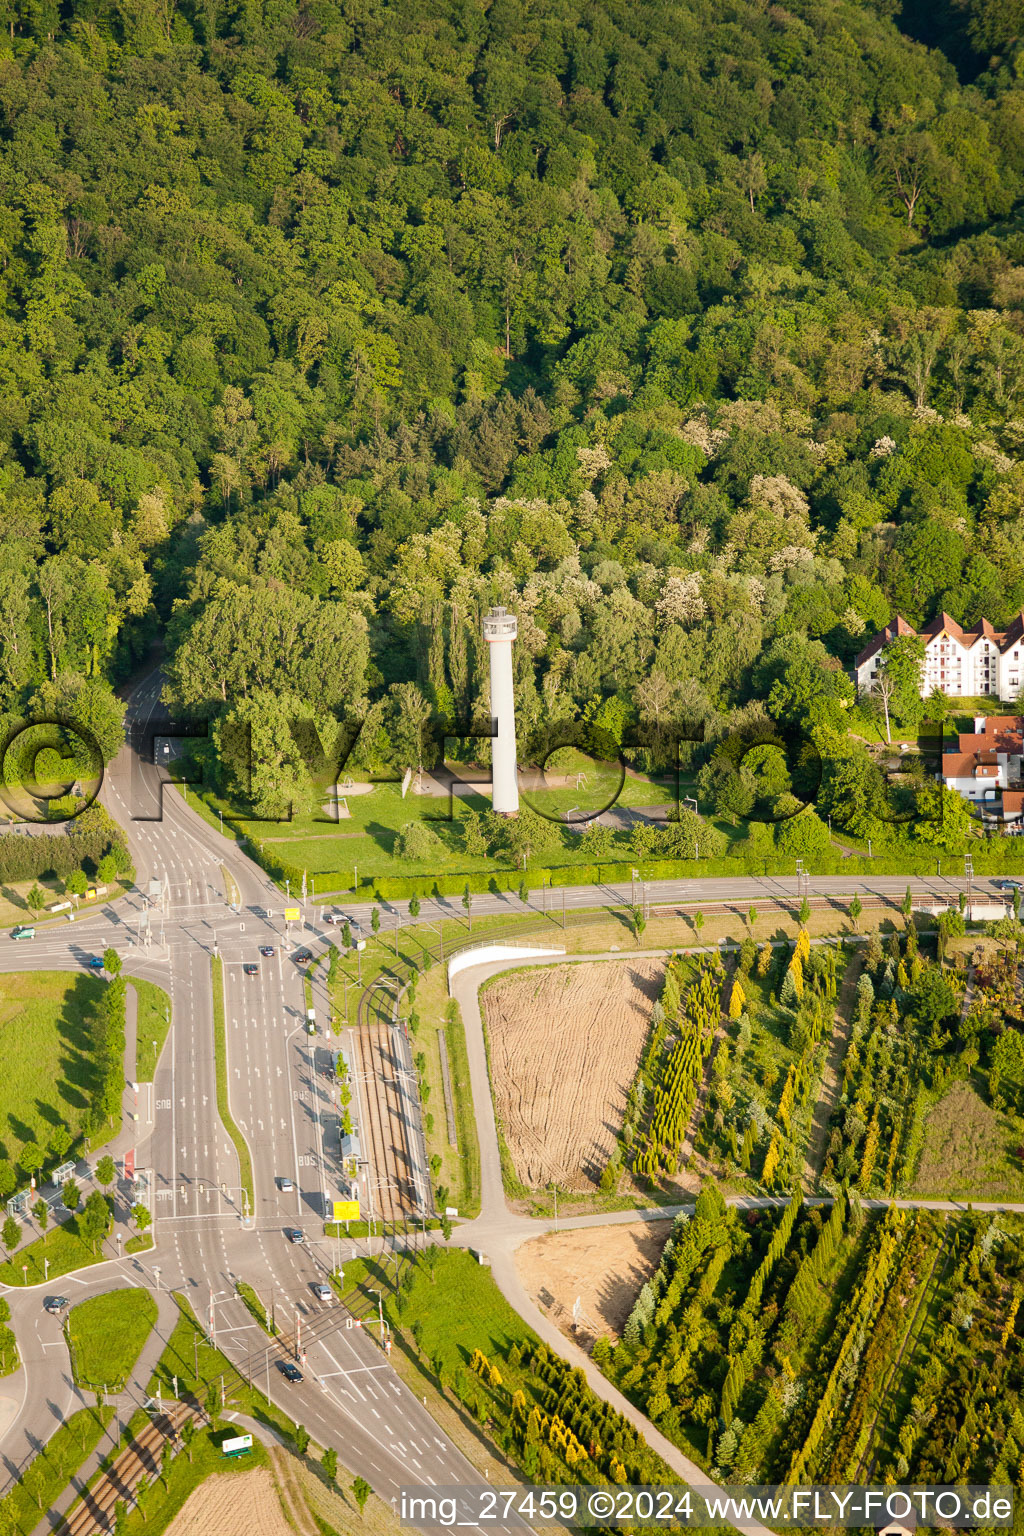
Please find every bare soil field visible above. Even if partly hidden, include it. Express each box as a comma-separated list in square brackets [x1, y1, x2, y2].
[516, 1223, 672, 1344]
[483, 959, 664, 1190]
[165, 1467, 296, 1536]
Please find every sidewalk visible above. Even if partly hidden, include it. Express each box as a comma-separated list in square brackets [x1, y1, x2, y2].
[28, 1289, 181, 1536]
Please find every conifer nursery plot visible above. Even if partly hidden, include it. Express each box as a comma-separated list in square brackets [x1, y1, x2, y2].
[603, 1184, 1024, 1485]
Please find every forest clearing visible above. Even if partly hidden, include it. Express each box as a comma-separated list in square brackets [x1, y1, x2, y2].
[482, 960, 663, 1190]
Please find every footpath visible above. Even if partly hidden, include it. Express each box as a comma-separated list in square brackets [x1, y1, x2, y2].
[29, 1289, 180, 1536]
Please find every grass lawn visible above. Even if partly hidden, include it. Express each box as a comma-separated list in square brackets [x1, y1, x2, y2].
[385, 1249, 536, 1381]
[132, 978, 172, 1082]
[412, 965, 481, 1217]
[68, 1288, 158, 1390]
[0, 1405, 112, 1535]
[910, 1077, 1024, 1200]
[187, 766, 678, 890]
[0, 879, 133, 935]
[125, 1232, 153, 1254]
[0, 1207, 110, 1285]
[0, 969, 104, 1167]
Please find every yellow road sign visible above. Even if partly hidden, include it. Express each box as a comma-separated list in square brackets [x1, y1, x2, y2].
[284, 907, 300, 920]
[333, 1199, 360, 1221]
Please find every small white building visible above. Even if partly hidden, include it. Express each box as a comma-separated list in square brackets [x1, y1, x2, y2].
[856, 611, 1024, 701]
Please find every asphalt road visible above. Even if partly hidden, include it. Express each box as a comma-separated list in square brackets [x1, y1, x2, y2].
[0, 672, 525, 1528]
[0, 667, 1014, 1531]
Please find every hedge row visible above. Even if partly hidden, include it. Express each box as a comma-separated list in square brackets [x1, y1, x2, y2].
[239, 833, 1024, 904]
[0, 805, 133, 885]
[325, 849, 1024, 902]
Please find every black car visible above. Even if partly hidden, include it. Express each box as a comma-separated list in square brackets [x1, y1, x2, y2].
[260, 945, 275, 958]
[294, 949, 313, 966]
[279, 1361, 303, 1383]
[243, 963, 259, 976]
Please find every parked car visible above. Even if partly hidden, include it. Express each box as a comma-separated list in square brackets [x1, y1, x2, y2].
[279, 1361, 303, 1383]
[278, 1177, 294, 1192]
[243, 963, 259, 976]
[286, 1227, 304, 1244]
[311, 1282, 332, 1302]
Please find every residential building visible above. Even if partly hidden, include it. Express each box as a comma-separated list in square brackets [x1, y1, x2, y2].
[855, 612, 1024, 701]
[941, 714, 1024, 823]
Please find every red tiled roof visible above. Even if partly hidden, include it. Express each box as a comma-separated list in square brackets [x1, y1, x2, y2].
[943, 746, 1002, 773]
[855, 615, 916, 669]
[858, 611, 1024, 669]
[959, 726, 1024, 754]
[1003, 791, 1024, 812]
[921, 611, 965, 642]
[1001, 612, 1024, 652]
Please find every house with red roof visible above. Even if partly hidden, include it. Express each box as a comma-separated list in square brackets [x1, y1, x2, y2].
[942, 714, 1024, 822]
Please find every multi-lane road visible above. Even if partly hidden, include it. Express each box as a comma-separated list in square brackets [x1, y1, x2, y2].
[0, 664, 1012, 1518]
[0, 672, 524, 1517]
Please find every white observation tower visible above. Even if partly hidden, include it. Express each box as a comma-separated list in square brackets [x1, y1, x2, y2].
[482, 606, 519, 816]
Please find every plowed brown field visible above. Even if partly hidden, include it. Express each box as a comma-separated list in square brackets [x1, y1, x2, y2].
[483, 959, 663, 1189]
[165, 1467, 294, 1536]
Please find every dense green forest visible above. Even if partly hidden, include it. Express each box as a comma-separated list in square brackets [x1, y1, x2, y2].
[1, 0, 1024, 836]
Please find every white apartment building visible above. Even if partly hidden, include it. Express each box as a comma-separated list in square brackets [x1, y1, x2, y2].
[856, 612, 1024, 701]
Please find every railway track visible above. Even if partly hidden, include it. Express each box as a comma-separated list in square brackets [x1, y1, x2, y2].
[342, 887, 932, 1231]
[59, 1401, 200, 1536]
[354, 1023, 417, 1225]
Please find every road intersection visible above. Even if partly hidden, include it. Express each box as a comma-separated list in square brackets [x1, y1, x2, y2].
[0, 666, 1014, 1525]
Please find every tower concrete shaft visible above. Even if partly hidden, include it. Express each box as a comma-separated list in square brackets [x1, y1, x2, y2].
[482, 606, 519, 816]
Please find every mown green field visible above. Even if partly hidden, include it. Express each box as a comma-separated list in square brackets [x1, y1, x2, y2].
[132, 977, 171, 1083]
[190, 767, 679, 882]
[0, 970, 104, 1167]
[68, 1288, 158, 1390]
